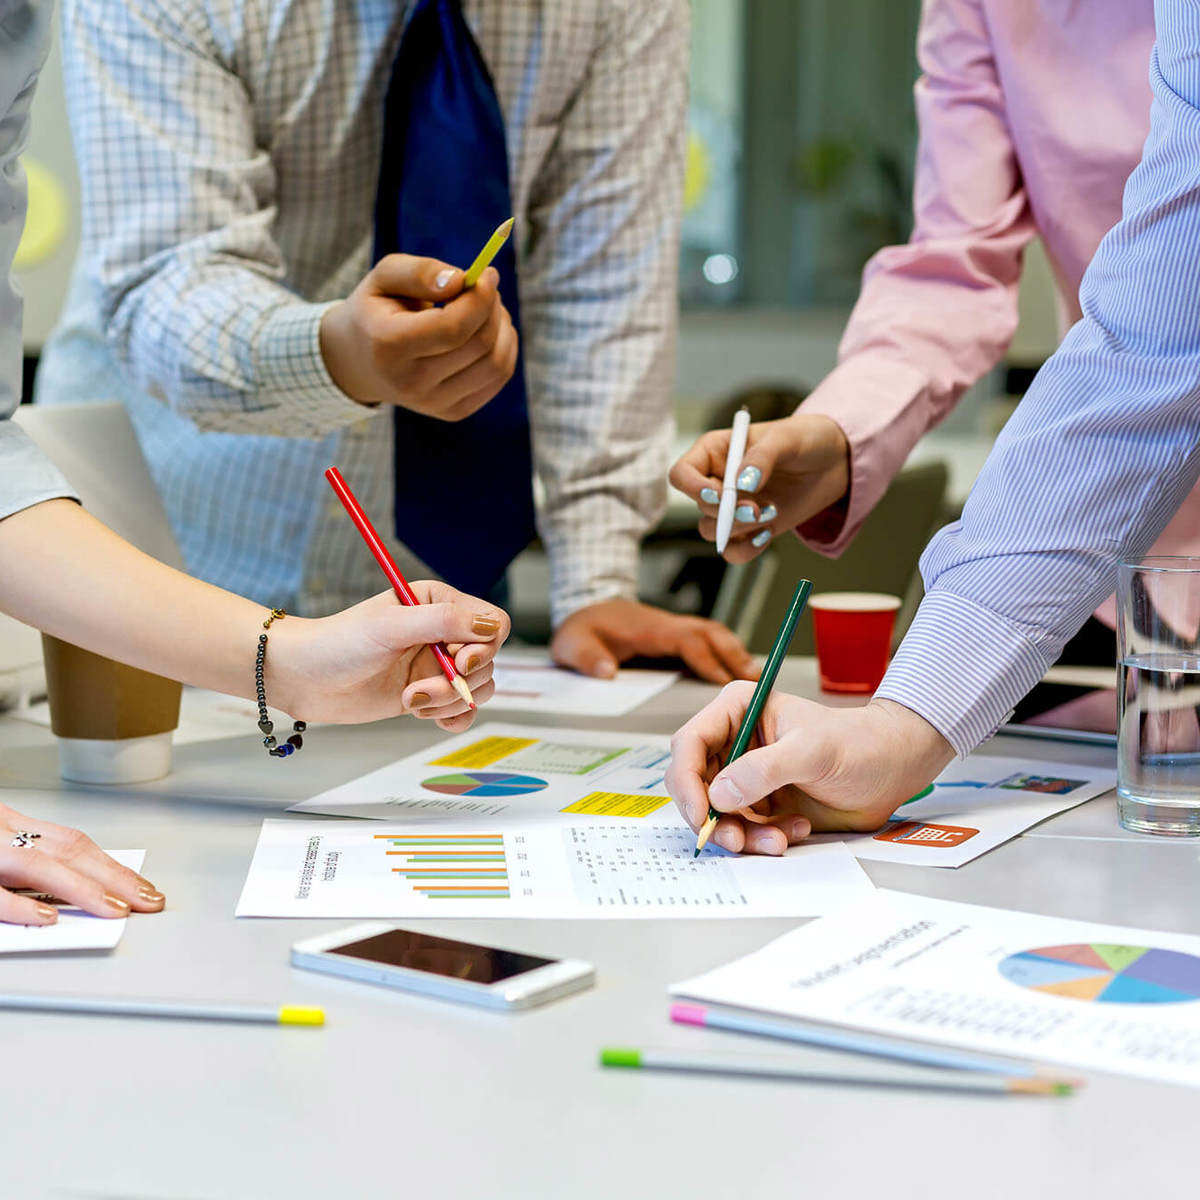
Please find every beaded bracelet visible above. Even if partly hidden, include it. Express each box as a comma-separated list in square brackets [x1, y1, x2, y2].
[256, 608, 307, 758]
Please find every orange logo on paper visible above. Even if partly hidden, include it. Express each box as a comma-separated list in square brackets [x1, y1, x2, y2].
[874, 821, 979, 847]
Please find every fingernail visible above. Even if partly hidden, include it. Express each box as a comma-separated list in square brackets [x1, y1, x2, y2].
[472, 614, 501, 636]
[104, 893, 131, 914]
[35, 903, 57, 921]
[410, 691, 432, 708]
[758, 504, 778, 523]
[789, 818, 811, 841]
[137, 886, 165, 905]
[595, 660, 618, 679]
[464, 655, 482, 674]
[734, 503, 756, 523]
[711, 774, 744, 809]
[751, 530, 772, 548]
[714, 828, 737, 852]
[699, 487, 720, 505]
[737, 466, 762, 492]
[435, 269, 456, 289]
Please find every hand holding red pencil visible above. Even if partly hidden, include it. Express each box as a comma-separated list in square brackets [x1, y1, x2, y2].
[311, 467, 510, 729]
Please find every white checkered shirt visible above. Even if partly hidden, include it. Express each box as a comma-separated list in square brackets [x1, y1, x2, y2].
[40, 0, 687, 621]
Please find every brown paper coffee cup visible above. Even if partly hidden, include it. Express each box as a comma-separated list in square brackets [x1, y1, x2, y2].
[42, 635, 182, 783]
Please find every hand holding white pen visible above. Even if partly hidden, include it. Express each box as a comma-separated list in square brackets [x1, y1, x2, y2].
[669, 412, 852, 563]
[714, 407, 751, 554]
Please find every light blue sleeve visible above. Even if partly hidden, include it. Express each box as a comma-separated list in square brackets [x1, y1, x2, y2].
[876, 0, 1200, 754]
[0, 0, 76, 521]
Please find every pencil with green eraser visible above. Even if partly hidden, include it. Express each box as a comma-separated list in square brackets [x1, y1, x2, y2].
[694, 577, 813, 855]
[463, 217, 514, 288]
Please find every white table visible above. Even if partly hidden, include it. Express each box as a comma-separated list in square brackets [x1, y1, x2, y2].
[0, 660, 1195, 1199]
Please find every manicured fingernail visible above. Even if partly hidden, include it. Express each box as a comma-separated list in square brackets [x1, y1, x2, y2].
[435, 269, 456, 289]
[594, 660, 618, 679]
[104, 893, 130, 914]
[714, 829, 738, 852]
[789, 818, 811, 840]
[35, 904, 57, 921]
[737, 466, 762, 492]
[472, 614, 501, 636]
[699, 487, 720, 505]
[751, 530, 772, 548]
[734, 503, 756, 523]
[137, 886, 165, 905]
[410, 691, 432, 708]
[711, 775, 743, 809]
[464, 656, 482, 674]
[758, 504, 778, 523]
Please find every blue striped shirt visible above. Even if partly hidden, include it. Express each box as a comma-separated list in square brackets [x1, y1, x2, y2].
[876, 0, 1200, 755]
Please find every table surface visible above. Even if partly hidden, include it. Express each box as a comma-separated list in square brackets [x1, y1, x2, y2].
[1, 660, 1196, 1200]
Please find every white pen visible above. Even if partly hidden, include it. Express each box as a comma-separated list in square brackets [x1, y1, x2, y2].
[715, 406, 752, 555]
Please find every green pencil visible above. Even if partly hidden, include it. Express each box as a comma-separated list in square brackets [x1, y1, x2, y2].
[694, 578, 813, 855]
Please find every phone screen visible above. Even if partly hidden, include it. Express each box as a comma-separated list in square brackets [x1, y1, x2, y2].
[1008, 681, 1118, 739]
[328, 929, 555, 984]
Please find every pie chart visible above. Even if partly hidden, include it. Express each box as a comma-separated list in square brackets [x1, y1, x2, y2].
[998, 943, 1200, 1004]
[421, 771, 548, 798]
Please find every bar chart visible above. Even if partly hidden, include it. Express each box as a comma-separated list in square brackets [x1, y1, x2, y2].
[377, 834, 511, 900]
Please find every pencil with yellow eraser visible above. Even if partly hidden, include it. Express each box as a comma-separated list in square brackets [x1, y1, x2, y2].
[0, 992, 325, 1027]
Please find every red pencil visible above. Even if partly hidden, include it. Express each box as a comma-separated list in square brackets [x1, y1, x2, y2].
[324, 467, 475, 710]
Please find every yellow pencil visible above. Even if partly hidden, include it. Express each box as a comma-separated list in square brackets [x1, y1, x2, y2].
[463, 218, 515, 288]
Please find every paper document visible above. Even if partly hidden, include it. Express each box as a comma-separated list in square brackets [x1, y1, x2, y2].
[813, 754, 1115, 867]
[487, 650, 678, 716]
[290, 723, 678, 822]
[14, 688, 292, 747]
[235, 819, 873, 920]
[0, 851, 146, 954]
[672, 890, 1200, 1088]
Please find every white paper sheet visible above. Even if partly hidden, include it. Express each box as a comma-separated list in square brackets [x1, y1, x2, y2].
[289, 722, 678, 822]
[0, 850, 146, 953]
[812, 754, 1116, 867]
[13, 689, 291, 746]
[487, 650, 678, 716]
[235, 819, 873, 920]
[672, 890, 1200, 1087]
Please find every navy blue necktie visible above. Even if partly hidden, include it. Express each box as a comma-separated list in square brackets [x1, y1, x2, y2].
[375, 0, 535, 598]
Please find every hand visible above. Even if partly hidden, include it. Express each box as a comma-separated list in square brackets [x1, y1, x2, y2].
[666, 685, 954, 854]
[0, 806, 165, 925]
[270, 581, 511, 732]
[550, 598, 756, 684]
[319, 254, 518, 421]
[669, 413, 851, 563]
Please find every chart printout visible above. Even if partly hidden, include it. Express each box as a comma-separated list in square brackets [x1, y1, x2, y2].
[235, 820, 873, 920]
[288, 723, 680, 823]
[671, 890, 1200, 1087]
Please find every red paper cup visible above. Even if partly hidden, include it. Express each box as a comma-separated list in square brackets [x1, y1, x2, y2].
[810, 592, 903, 694]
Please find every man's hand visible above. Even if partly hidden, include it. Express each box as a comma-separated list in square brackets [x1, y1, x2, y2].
[665, 686, 955, 854]
[669, 413, 851, 562]
[550, 598, 756, 684]
[319, 254, 518, 421]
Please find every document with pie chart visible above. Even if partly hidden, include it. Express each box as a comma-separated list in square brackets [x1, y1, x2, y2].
[671, 890, 1200, 1087]
[289, 723, 680, 824]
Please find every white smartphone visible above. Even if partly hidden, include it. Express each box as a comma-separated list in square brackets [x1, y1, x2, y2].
[290, 923, 595, 1011]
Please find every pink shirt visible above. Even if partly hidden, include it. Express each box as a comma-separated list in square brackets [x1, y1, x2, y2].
[800, 0, 1200, 579]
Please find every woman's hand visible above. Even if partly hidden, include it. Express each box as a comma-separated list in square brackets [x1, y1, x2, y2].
[665, 684, 955, 854]
[0, 805, 165, 925]
[669, 413, 851, 562]
[269, 581, 511, 731]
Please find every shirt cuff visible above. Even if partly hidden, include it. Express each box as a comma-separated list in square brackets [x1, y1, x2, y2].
[795, 355, 932, 555]
[0, 423, 79, 522]
[874, 590, 1052, 756]
[539, 505, 643, 628]
[245, 301, 374, 437]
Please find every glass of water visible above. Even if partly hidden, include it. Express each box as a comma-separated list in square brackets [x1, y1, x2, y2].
[1117, 556, 1200, 835]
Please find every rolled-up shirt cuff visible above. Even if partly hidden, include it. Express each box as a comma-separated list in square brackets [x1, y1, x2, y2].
[0, 423, 79, 521]
[874, 590, 1052, 756]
